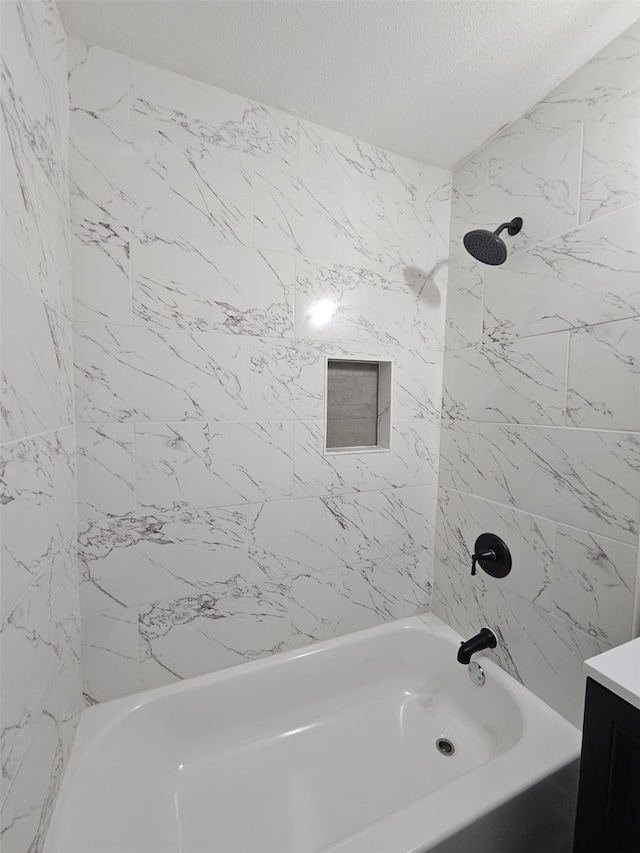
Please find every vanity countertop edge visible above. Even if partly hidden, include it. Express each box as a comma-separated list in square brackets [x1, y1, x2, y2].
[584, 636, 640, 713]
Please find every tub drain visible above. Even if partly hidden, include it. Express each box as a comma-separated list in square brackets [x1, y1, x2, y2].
[436, 738, 455, 756]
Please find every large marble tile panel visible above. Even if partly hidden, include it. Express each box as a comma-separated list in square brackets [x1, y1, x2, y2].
[253, 157, 444, 280]
[1, 563, 59, 800]
[69, 109, 129, 223]
[382, 185, 451, 280]
[130, 58, 297, 164]
[67, 38, 129, 118]
[247, 501, 297, 580]
[0, 684, 65, 853]
[294, 256, 413, 346]
[483, 204, 640, 342]
[436, 488, 554, 608]
[448, 159, 487, 351]
[479, 584, 609, 728]
[74, 323, 249, 423]
[449, 155, 489, 243]
[1, 273, 73, 442]
[293, 421, 410, 498]
[249, 339, 325, 421]
[77, 424, 136, 521]
[443, 333, 567, 425]
[399, 549, 434, 615]
[484, 127, 581, 254]
[481, 23, 640, 168]
[567, 317, 640, 431]
[408, 418, 440, 488]
[53, 629, 82, 758]
[136, 421, 294, 512]
[49, 531, 81, 657]
[552, 525, 636, 647]
[392, 348, 442, 421]
[1, 115, 72, 322]
[298, 491, 384, 569]
[412, 267, 448, 352]
[1, 427, 75, 623]
[581, 85, 640, 223]
[522, 23, 640, 146]
[71, 217, 131, 323]
[131, 231, 294, 337]
[299, 120, 450, 205]
[432, 555, 484, 647]
[433, 558, 609, 726]
[257, 149, 449, 280]
[70, 109, 253, 244]
[1, 630, 80, 846]
[81, 609, 140, 704]
[139, 580, 290, 689]
[248, 492, 383, 579]
[290, 560, 406, 647]
[1, 0, 67, 195]
[78, 507, 249, 615]
[374, 486, 437, 557]
[253, 158, 387, 272]
[476, 424, 640, 544]
[1, 0, 70, 317]
[438, 420, 477, 492]
[444, 250, 483, 351]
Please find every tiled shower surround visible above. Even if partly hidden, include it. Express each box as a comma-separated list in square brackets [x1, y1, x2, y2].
[434, 22, 640, 726]
[69, 40, 451, 702]
[2, 6, 640, 849]
[1, 2, 81, 850]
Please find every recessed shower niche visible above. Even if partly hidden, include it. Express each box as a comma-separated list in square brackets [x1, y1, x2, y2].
[325, 359, 392, 453]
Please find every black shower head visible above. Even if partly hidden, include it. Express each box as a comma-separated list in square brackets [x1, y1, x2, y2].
[463, 217, 523, 266]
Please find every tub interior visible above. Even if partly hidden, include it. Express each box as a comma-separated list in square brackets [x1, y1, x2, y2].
[48, 623, 525, 853]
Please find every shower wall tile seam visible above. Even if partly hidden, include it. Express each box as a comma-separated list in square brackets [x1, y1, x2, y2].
[465, 199, 640, 275]
[67, 102, 444, 211]
[437, 552, 626, 647]
[440, 417, 640, 435]
[476, 197, 640, 257]
[447, 312, 640, 347]
[1, 548, 62, 631]
[0, 421, 76, 450]
[438, 483, 640, 551]
[76, 490, 439, 515]
[80, 548, 433, 699]
[576, 121, 586, 229]
[1, 267, 74, 326]
[562, 330, 572, 428]
[78, 548, 432, 616]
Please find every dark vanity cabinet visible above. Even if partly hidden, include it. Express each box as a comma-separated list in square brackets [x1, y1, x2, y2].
[573, 677, 640, 853]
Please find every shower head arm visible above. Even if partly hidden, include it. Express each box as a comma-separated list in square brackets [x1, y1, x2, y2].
[493, 217, 523, 238]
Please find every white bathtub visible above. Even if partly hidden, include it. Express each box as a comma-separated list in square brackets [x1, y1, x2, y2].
[44, 614, 581, 853]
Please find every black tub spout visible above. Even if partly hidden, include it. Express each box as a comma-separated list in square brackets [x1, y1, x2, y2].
[457, 628, 497, 665]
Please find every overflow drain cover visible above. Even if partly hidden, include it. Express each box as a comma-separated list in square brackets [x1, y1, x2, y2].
[436, 738, 455, 756]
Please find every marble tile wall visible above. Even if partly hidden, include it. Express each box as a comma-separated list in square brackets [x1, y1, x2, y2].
[68, 39, 451, 703]
[1, 3, 81, 851]
[435, 20, 640, 726]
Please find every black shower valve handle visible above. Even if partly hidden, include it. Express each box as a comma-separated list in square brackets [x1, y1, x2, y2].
[469, 533, 512, 579]
[470, 549, 496, 576]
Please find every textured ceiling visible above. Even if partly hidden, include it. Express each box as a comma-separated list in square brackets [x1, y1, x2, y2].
[57, 0, 640, 169]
